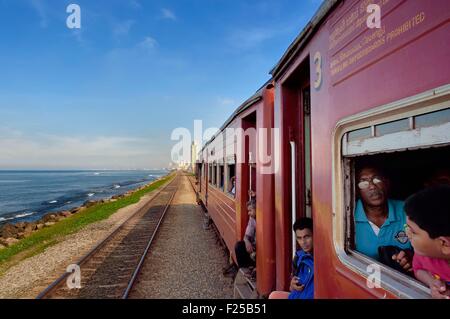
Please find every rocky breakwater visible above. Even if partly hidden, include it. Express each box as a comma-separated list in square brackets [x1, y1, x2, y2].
[0, 180, 157, 250]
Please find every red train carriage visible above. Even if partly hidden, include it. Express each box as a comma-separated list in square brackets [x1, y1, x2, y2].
[197, 83, 276, 297]
[196, 0, 450, 299]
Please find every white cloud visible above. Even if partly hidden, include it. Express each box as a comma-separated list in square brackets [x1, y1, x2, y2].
[113, 20, 135, 37]
[161, 8, 177, 21]
[30, 0, 48, 28]
[0, 130, 165, 169]
[227, 28, 275, 50]
[129, 0, 141, 9]
[70, 28, 86, 46]
[217, 97, 236, 107]
[138, 36, 158, 51]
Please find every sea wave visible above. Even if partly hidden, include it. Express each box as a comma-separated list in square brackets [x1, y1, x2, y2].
[0, 212, 35, 222]
[14, 212, 35, 218]
[1, 171, 165, 224]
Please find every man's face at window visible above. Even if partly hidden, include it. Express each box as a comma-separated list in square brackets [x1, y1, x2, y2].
[296, 228, 313, 253]
[358, 168, 388, 207]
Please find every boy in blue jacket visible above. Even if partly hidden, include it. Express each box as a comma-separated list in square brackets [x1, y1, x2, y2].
[289, 217, 314, 299]
[269, 217, 314, 299]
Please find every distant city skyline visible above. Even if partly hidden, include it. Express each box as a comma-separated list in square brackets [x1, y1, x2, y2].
[0, 0, 322, 169]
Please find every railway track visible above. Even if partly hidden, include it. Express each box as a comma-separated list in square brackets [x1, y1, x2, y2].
[36, 174, 180, 299]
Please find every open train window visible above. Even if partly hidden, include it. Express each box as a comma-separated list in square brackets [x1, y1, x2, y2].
[218, 164, 225, 190]
[208, 164, 212, 183]
[212, 163, 217, 186]
[227, 162, 236, 198]
[333, 85, 450, 299]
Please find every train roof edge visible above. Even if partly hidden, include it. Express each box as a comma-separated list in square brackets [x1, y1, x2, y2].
[270, 0, 340, 79]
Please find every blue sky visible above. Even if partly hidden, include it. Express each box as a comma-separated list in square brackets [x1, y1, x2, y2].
[0, 0, 322, 169]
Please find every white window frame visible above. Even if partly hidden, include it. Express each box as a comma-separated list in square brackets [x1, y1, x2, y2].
[218, 161, 225, 190]
[225, 156, 236, 199]
[332, 84, 450, 299]
[212, 162, 217, 186]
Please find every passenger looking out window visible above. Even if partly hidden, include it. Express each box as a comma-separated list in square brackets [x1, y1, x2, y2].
[354, 166, 413, 273]
[269, 218, 315, 300]
[405, 185, 450, 299]
[229, 176, 236, 197]
[235, 196, 256, 270]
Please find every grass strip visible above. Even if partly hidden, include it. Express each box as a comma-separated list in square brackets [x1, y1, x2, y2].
[0, 173, 174, 271]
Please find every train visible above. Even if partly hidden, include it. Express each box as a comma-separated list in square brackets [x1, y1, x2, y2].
[193, 0, 450, 299]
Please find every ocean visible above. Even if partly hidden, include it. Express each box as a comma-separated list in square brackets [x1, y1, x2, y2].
[0, 170, 168, 225]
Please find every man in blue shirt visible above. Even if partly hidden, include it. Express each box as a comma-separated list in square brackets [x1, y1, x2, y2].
[269, 218, 314, 299]
[354, 166, 413, 272]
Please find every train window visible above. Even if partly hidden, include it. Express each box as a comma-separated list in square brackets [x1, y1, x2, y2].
[212, 163, 217, 186]
[250, 164, 256, 194]
[414, 108, 450, 128]
[219, 165, 225, 190]
[227, 163, 236, 198]
[208, 164, 212, 183]
[347, 127, 372, 142]
[334, 86, 450, 299]
[375, 118, 409, 137]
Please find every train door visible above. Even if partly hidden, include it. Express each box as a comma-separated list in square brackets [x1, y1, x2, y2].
[276, 58, 311, 290]
[289, 85, 311, 258]
[303, 87, 312, 219]
[237, 112, 257, 240]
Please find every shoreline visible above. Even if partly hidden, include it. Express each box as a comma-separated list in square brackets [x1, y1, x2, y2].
[0, 171, 175, 267]
[0, 171, 176, 298]
[0, 170, 170, 226]
[0, 171, 171, 231]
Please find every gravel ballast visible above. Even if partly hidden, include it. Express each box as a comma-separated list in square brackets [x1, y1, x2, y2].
[129, 175, 234, 299]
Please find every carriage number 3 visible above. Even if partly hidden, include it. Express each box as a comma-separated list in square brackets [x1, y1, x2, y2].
[313, 51, 322, 90]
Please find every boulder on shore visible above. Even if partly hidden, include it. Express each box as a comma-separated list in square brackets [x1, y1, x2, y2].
[15, 222, 27, 230]
[41, 214, 58, 223]
[83, 200, 98, 208]
[0, 237, 19, 247]
[70, 206, 86, 214]
[0, 224, 19, 239]
[22, 222, 36, 234]
[60, 211, 72, 218]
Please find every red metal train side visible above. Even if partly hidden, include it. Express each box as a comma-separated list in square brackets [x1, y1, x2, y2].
[272, 0, 450, 298]
[197, 86, 276, 296]
[197, 0, 450, 299]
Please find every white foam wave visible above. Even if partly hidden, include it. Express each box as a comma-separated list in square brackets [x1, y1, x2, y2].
[0, 212, 35, 222]
[14, 212, 34, 218]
